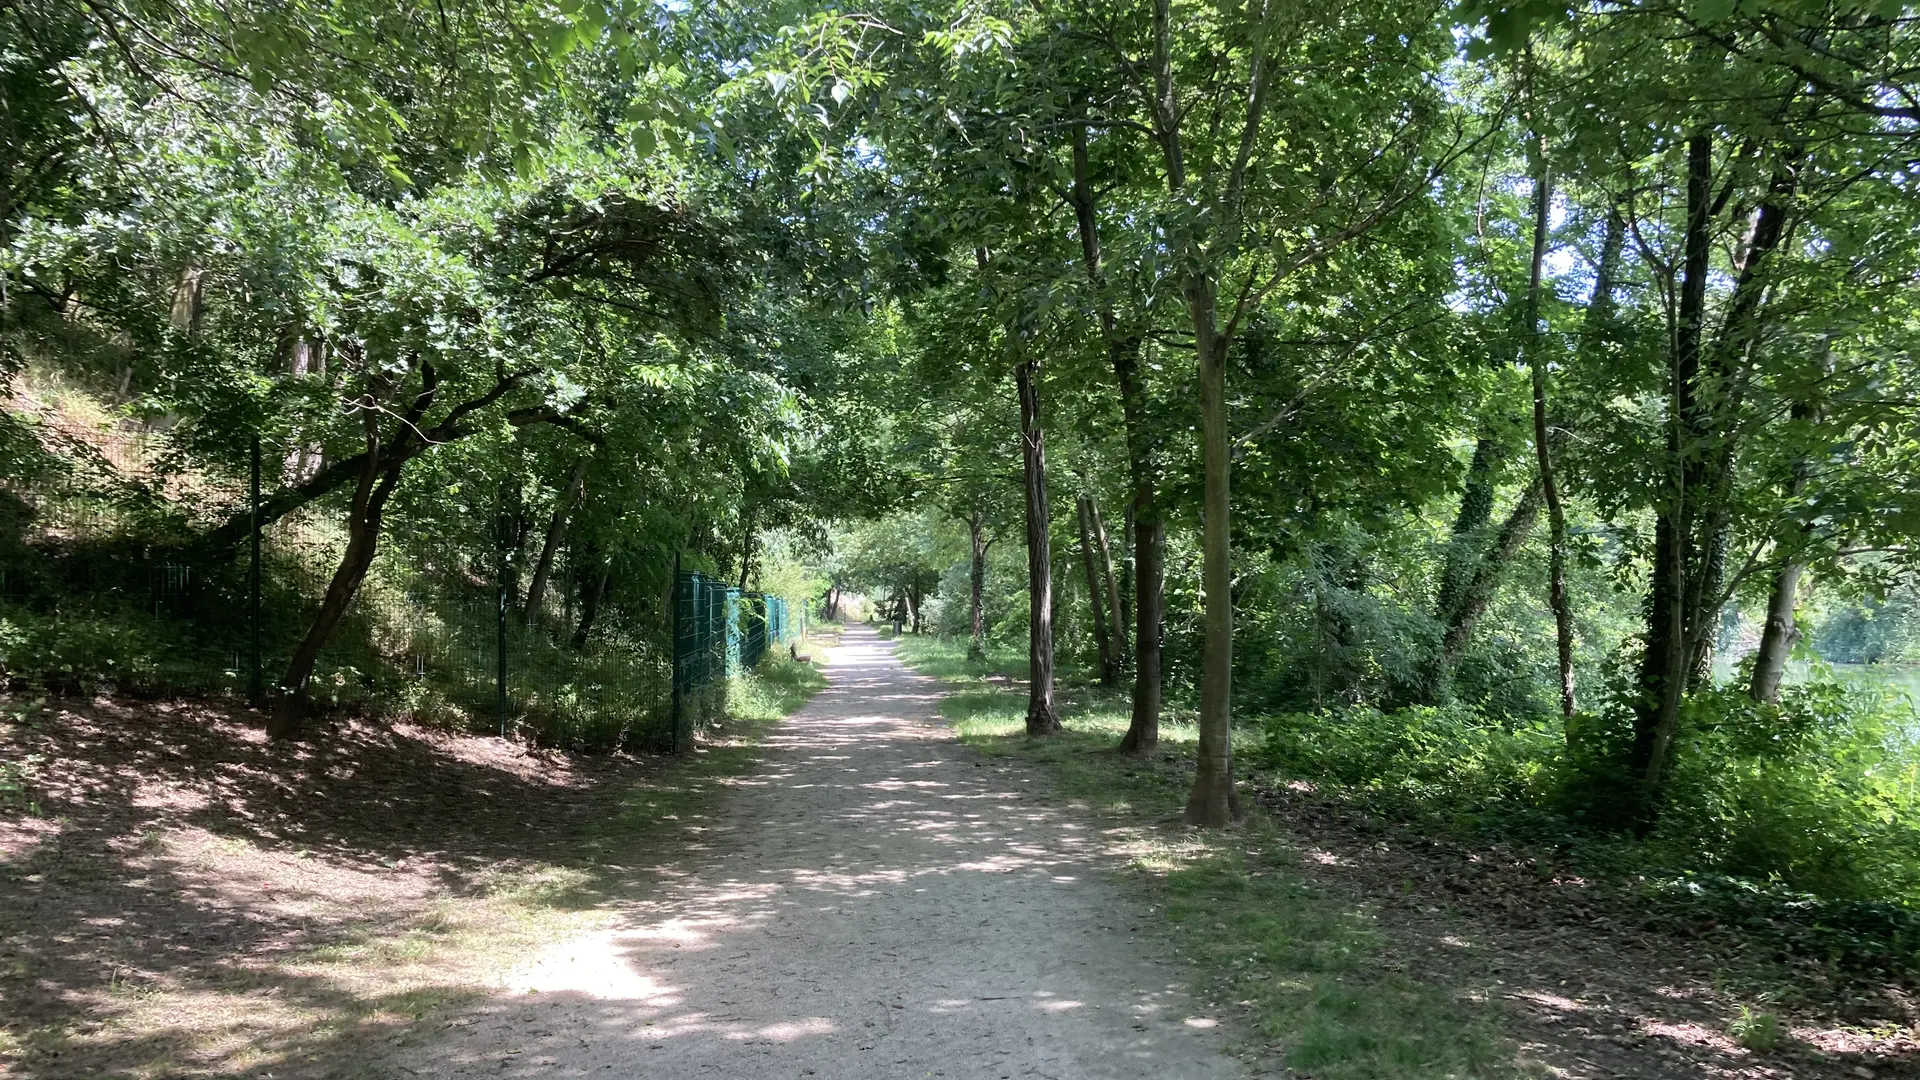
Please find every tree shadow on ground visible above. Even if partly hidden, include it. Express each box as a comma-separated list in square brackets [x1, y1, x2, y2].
[0, 694, 688, 1077]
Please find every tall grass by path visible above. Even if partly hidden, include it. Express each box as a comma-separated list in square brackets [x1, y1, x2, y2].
[892, 634, 1533, 1080]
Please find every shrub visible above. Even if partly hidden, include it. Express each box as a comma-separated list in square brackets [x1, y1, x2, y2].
[1728, 1006, 1786, 1052]
[1653, 678, 1920, 902]
[1260, 701, 1560, 820]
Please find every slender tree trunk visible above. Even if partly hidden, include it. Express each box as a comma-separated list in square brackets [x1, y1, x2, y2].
[1184, 281, 1240, 824]
[1429, 210, 1623, 704]
[286, 336, 326, 483]
[524, 457, 589, 627]
[571, 563, 610, 649]
[1120, 511, 1165, 754]
[1017, 358, 1059, 735]
[1092, 498, 1127, 667]
[1750, 355, 1826, 703]
[737, 503, 756, 592]
[1118, 505, 1135, 647]
[1749, 560, 1804, 703]
[1521, 113, 1576, 721]
[269, 451, 405, 739]
[968, 513, 989, 661]
[1069, 119, 1163, 753]
[1077, 494, 1116, 684]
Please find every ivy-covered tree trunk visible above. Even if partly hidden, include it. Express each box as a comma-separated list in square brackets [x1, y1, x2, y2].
[1016, 357, 1059, 735]
[1434, 438, 1499, 623]
[1521, 113, 1576, 721]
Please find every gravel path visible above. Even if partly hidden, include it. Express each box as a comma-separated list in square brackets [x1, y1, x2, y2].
[401, 626, 1243, 1079]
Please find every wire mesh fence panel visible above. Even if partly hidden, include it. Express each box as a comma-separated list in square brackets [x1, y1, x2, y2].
[672, 570, 764, 751]
[1, 421, 699, 752]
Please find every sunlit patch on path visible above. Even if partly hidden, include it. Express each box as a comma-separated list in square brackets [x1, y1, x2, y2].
[400, 625, 1243, 1078]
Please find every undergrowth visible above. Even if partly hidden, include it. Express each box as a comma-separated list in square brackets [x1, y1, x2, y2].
[893, 633, 1530, 1080]
[1258, 680, 1920, 973]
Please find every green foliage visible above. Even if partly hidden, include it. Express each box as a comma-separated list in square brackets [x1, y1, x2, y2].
[1728, 1005, 1786, 1052]
[0, 750, 42, 814]
[1262, 703, 1562, 823]
[0, 605, 221, 695]
[1257, 677, 1920, 941]
[725, 652, 829, 724]
[1656, 680, 1920, 902]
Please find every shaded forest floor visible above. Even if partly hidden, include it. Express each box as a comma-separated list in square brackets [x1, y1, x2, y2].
[0, 659, 822, 1078]
[896, 635, 1919, 1080]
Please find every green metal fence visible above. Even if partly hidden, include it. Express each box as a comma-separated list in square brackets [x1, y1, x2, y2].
[0, 425, 813, 755]
[670, 568, 805, 751]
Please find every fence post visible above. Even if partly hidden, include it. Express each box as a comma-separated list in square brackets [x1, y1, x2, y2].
[496, 495, 509, 738]
[671, 551, 683, 753]
[248, 434, 263, 706]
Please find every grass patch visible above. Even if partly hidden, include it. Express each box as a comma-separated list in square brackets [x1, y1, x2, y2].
[895, 635, 1530, 1080]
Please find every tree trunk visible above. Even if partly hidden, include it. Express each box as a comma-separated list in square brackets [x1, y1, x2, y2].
[1184, 279, 1239, 825]
[1634, 143, 1795, 806]
[1750, 354, 1826, 703]
[1433, 479, 1543, 691]
[1092, 498, 1127, 668]
[524, 457, 589, 627]
[1119, 510, 1165, 754]
[286, 336, 326, 483]
[1068, 119, 1162, 753]
[1521, 115, 1576, 721]
[1077, 494, 1117, 684]
[1433, 437, 1500, 629]
[1016, 358, 1059, 735]
[1632, 132, 1714, 805]
[269, 451, 405, 739]
[1428, 208, 1622, 704]
[1118, 504, 1135, 646]
[571, 563, 611, 649]
[1679, 163, 1797, 686]
[194, 371, 535, 558]
[1749, 559, 1804, 703]
[737, 503, 756, 592]
[968, 513, 989, 661]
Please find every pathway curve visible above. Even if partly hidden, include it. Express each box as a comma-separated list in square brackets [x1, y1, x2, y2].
[403, 626, 1244, 1079]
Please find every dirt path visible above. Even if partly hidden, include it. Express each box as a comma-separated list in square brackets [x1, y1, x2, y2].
[399, 626, 1245, 1079]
